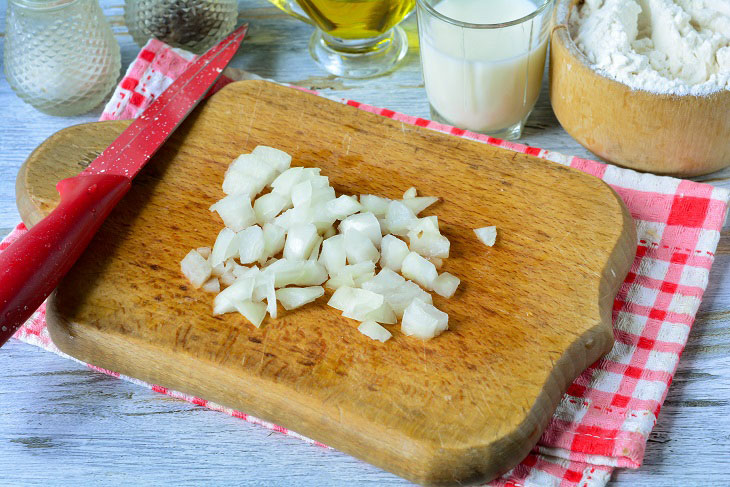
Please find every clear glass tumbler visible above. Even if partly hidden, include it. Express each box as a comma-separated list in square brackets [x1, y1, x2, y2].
[4, 0, 121, 116]
[416, 0, 554, 140]
[125, 0, 238, 54]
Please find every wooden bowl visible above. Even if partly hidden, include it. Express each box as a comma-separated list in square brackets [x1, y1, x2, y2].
[550, 0, 730, 177]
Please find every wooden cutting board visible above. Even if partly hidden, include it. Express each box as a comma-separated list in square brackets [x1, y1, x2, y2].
[17, 80, 636, 486]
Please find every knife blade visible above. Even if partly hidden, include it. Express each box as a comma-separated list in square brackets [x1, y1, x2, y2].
[0, 24, 248, 348]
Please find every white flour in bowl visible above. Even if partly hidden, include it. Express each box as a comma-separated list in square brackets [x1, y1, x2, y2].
[569, 0, 730, 95]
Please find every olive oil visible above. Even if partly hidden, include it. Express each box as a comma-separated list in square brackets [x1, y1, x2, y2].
[271, 0, 414, 39]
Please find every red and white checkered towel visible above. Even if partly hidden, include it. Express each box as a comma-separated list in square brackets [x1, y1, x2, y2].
[5, 39, 729, 487]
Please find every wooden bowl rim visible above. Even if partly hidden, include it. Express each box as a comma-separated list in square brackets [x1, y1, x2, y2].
[551, 0, 730, 101]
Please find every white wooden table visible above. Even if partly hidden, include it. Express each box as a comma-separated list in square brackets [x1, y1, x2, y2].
[1, 2, 728, 485]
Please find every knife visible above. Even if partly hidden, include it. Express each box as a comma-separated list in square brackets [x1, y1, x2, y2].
[0, 24, 248, 348]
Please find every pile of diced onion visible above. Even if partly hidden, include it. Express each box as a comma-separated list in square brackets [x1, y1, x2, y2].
[181, 146, 485, 342]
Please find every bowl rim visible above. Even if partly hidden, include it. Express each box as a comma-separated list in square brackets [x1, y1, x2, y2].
[552, 0, 730, 100]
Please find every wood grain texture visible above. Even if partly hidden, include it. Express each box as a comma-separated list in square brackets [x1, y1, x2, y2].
[550, 0, 730, 177]
[1, 2, 728, 485]
[17, 80, 634, 485]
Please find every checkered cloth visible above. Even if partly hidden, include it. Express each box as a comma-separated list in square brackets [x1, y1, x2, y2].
[5, 39, 728, 487]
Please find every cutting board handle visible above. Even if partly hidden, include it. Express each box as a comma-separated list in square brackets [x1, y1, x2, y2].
[0, 173, 131, 346]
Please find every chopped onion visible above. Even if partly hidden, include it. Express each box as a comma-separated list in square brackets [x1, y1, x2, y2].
[475, 226, 497, 247]
[319, 234, 346, 276]
[409, 216, 439, 233]
[363, 301, 397, 324]
[220, 271, 236, 286]
[379, 235, 409, 272]
[271, 167, 305, 196]
[236, 265, 260, 280]
[234, 226, 263, 264]
[326, 195, 361, 220]
[325, 261, 376, 290]
[309, 175, 330, 189]
[218, 275, 255, 302]
[401, 299, 448, 339]
[211, 227, 239, 267]
[403, 186, 417, 199]
[428, 257, 443, 269]
[384, 200, 417, 236]
[401, 252, 438, 290]
[328, 286, 384, 321]
[323, 226, 337, 239]
[433, 272, 460, 298]
[261, 223, 286, 263]
[291, 180, 313, 208]
[384, 280, 432, 318]
[359, 194, 391, 217]
[284, 223, 319, 261]
[343, 229, 380, 264]
[308, 236, 323, 261]
[311, 186, 336, 205]
[196, 247, 211, 259]
[358, 321, 392, 342]
[209, 193, 255, 232]
[234, 300, 267, 328]
[253, 271, 277, 318]
[213, 294, 236, 315]
[402, 196, 439, 215]
[407, 229, 450, 259]
[254, 192, 289, 224]
[361, 268, 405, 295]
[228, 153, 278, 187]
[210, 261, 225, 277]
[222, 169, 267, 197]
[276, 286, 325, 310]
[181, 249, 212, 288]
[201, 277, 220, 293]
[339, 212, 382, 248]
[267, 259, 327, 287]
[252, 145, 292, 172]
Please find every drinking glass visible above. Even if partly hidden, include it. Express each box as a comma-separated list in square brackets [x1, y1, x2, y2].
[270, 0, 414, 78]
[416, 0, 554, 140]
[4, 0, 121, 116]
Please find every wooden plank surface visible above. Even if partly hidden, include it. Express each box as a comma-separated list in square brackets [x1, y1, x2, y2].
[0, 2, 728, 486]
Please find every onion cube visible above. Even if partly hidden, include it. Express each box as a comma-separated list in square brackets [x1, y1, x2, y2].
[238, 225, 265, 264]
[325, 262, 376, 290]
[308, 236, 323, 261]
[201, 277, 220, 293]
[359, 194, 391, 217]
[364, 301, 397, 324]
[234, 300, 267, 328]
[339, 212, 382, 248]
[196, 247, 212, 259]
[475, 226, 497, 247]
[267, 259, 327, 287]
[385, 200, 417, 236]
[401, 252, 438, 290]
[211, 227, 239, 267]
[221, 170, 267, 197]
[228, 154, 278, 187]
[209, 193, 256, 232]
[284, 223, 319, 261]
[291, 180, 313, 208]
[181, 249, 212, 288]
[433, 272, 460, 298]
[401, 299, 448, 339]
[385, 280, 433, 318]
[319, 234, 346, 276]
[326, 195, 361, 220]
[379, 235, 410, 272]
[271, 167, 304, 195]
[328, 286, 384, 321]
[252, 145, 291, 172]
[403, 186, 417, 199]
[261, 223, 286, 263]
[408, 230, 450, 259]
[358, 321, 392, 343]
[343, 229, 380, 264]
[253, 271, 277, 317]
[361, 268, 405, 295]
[213, 294, 236, 315]
[402, 196, 439, 215]
[254, 192, 289, 224]
[276, 286, 325, 310]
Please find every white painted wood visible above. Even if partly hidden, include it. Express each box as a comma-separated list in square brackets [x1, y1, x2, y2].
[0, 2, 727, 485]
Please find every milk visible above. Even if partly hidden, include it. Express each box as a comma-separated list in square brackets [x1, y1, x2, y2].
[419, 0, 548, 134]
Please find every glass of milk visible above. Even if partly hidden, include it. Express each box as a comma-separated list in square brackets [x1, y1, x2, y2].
[416, 0, 554, 140]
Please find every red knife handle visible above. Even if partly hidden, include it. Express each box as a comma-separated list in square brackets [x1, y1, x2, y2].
[0, 174, 131, 347]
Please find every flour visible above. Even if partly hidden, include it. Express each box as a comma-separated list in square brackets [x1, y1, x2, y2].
[569, 0, 730, 95]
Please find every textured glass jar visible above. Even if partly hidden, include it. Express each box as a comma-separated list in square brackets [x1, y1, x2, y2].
[125, 0, 238, 54]
[4, 0, 121, 116]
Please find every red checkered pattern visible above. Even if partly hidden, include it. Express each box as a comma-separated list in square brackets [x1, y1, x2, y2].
[6, 42, 726, 486]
